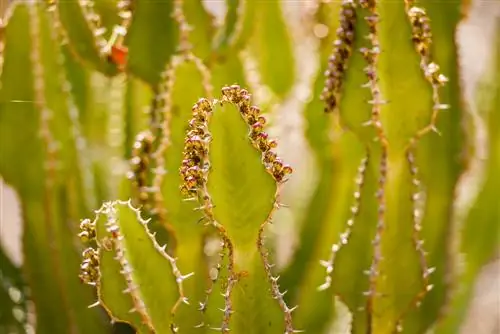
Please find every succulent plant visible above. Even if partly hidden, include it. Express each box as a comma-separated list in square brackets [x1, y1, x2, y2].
[0, 0, 498, 334]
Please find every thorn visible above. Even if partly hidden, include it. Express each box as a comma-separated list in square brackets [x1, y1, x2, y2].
[319, 259, 330, 268]
[128, 307, 137, 313]
[286, 305, 299, 313]
[88, 300, 100, 308]
[194, 322, 205, 328]
[178, 272, 195, 282]
[182, 297, 190, 305]
[159, 244, 167, 252]
[317, 281, 331, 291]
[436, 103, 450, 110]
[122, 285, 138, 294]
[424, 267, 436, 278]
[431, 125, 442, 136]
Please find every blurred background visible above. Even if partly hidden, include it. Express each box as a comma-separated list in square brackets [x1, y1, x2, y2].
[0, 0, 499, 333]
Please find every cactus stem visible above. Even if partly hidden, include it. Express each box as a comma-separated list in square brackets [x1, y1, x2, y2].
[180, 97, 237, 332]
[149, 51, 212, 228]
[394, 148, 434, 328]
[122, 199, 194, 320]
[97, 201, 155, 331]
[89, 200, 195, 332]
[321, 0, 357, 113]
[45, 3, 96, 209]
[149, 3, 213, 226]
[318, 154, 369, 291]
[28, 4, 80, 332]
[356, 1, 389, 324]
[173, 0, 193, 55]
[218, 85, 298, 332]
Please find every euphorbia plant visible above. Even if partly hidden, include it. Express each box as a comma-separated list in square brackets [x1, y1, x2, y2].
[0, 0, 498, 334]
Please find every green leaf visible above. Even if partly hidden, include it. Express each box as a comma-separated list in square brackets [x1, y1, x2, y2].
[57, 0, 119, 76]
[124, 0, 179, 86]
[248, 1, 295, 97]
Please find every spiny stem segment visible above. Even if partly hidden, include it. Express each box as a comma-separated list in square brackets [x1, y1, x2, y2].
[79, 200, 194, 333]
[78, 0, 133, 68]
[180, 85, 295, 332]
[220, 86, 297, 333]
[179, 96, 237, 332]
[127, 0, 213, 236]
[397, 1, 446, 326]
[45, 2, 96, 209]
[100, 202, 154, 331]
[147, 0, 213, 234]
[394, 148, 434, 332]
[356, 0, 388, 321]
[321, 0, 356, 113]
[318, 154, 369, 292]
[28, 1, 78, 328]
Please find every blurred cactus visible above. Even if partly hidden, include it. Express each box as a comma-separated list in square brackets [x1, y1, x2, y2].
[0, 0, 498, 334]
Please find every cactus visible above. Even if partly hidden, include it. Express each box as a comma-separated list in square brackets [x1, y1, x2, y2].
[0, 0, 498, 334]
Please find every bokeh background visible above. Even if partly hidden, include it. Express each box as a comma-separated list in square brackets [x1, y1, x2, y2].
[0, 0, 499, 333]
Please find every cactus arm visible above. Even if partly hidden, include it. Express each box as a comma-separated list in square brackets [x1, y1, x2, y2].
[81, 200, 194, 333]
[182, 0, 215, 60]
[434, 18, 500, 334]
[248, 0, 295, 98]
[55, 0, 119, 76]
[0, 3, 110, 333]
[179, 87, 296, 333]
[213, 0, 240, 53]
[124, 78, 153, 159]
[156, 57, 213, 330]
[124, 0, 179, 86]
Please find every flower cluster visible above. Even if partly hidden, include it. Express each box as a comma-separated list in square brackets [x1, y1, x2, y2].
[321, 0, 357, 113]
[221, 85, 292, 183]
[127, 130, 155, 207]
[407, 7, 448, 87]
[179, 98, 213, 198]
[79, 247, 100, 285]
[78, 218, 96, 243]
